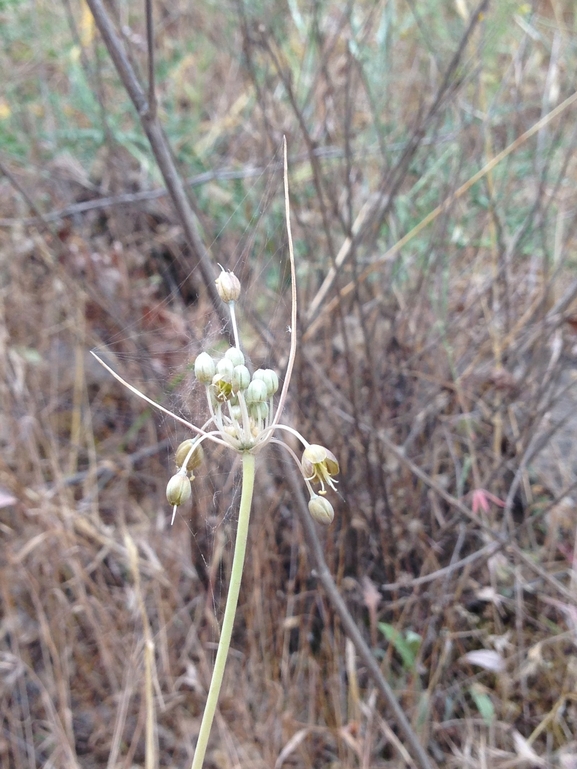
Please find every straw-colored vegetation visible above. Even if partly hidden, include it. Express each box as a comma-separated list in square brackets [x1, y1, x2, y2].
[2, 0, 577, 766]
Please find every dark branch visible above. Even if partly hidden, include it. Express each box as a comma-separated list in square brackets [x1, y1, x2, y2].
[84, 0, 225, 319]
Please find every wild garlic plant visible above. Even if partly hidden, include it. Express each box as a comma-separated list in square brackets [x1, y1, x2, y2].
[92, 144, 339, 769]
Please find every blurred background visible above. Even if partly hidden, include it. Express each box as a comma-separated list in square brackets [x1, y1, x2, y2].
[2, 0, 577, 766]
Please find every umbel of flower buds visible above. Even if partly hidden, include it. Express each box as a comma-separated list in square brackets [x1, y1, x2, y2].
[215, 270, 241, 303]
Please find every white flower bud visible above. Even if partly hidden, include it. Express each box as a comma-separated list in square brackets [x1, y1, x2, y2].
[224, 346, 245, 366]
[194, 352, 216, 384]
[308, 496, 334, 525]
[216, 357, 235, 378]
[245, 378, 268, 404]
[232, 365, 250, 392]
[253, 368, 279, 397]
[166, 472, 192, 506]
[215, 270, 241, 303]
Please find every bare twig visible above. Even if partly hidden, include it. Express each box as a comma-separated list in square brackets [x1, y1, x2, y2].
[0, 138, 463, 228]
[84, 0, 225, 318]
[144, 0, 156, 119]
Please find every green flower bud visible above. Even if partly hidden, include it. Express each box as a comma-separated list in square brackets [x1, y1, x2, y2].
[232, 365, 250, 392]
[308, 495, 335, 525]
[245, 378, 268, 404]
[215, 270, 241, 303]
[194, 352, 216, 384]
[166, 472, 192, 506]
[249, 401, 268, 422]
[224, 346, 245, 367]
[175, 440, 204, 472]
[230, 405, 242, 422]
[253, 368, 279, 397]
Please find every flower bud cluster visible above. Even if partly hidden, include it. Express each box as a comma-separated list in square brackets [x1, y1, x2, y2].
[167, 268, 339, 527]
[193, 341, 281, 451]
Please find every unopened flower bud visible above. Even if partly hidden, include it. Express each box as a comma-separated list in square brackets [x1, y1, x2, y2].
[215, 270, 241, 303]
[232, 365, 250, 392]
[230, 405, 242, 422]
[245, 378, 268, 404]
[166, 472, 192, 506]
[249, 401, 268, 422]
[308, 495, 335, 525]
[175, 440, 204, 472]
[253, 368, 279, 397]
[225, 346, 245, 367]
[216, 357, 235, 378]
[194, 352, 216, 384]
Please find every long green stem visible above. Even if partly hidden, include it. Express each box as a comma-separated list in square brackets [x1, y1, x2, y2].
[191, 452, 256, 769]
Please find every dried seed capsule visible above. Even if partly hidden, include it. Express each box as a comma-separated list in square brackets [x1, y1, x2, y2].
[308, 495, 335, 525]
[166, 472, 192, 506]
[215, 270, 241, 303]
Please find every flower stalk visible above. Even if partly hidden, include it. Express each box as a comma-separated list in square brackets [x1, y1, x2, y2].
[190, 452, 255, 769]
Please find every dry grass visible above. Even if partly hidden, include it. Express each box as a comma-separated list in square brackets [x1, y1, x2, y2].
[3, 0, 577, 766]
